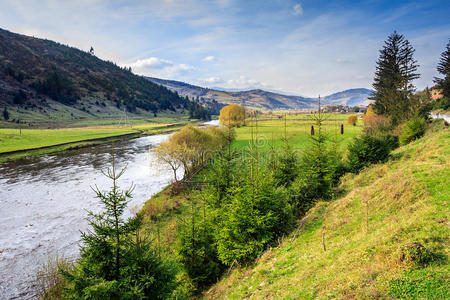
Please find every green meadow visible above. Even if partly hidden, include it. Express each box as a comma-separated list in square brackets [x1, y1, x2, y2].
[232, 113, 363, 152]
[0, 115, 201, 161]
[0, 127, 136, 153]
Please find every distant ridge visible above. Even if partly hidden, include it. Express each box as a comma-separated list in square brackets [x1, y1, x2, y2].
[146, 77, 373, 110]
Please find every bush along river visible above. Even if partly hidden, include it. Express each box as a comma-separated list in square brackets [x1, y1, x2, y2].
[0, 120, 218, 299]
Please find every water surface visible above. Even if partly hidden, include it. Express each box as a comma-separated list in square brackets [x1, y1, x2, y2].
[0, 133, 182, 299]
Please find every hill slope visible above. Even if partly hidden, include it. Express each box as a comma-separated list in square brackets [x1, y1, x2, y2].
[0, 28, 189, 124]
[324, 88, 373, 107]
[206, 124, 449, 299]
[147, 77, 373, 110]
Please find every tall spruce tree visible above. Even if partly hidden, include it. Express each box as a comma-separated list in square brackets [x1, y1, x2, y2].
[434, 39, 450, 99]
[371, 31, 420, 124]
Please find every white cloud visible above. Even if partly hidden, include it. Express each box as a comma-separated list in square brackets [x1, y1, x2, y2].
[202, 55, 216, 62]
[129, 57, 172, 69]
[178, 63, 194, 71]
[202, 77, 223, 84]
[225, 75, 271, 89]
[293, 3, 303, 16]
[126, 56, 194, 79]
[336, 58, 350, 64]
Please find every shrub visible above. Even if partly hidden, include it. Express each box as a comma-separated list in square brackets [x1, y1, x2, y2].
[432, 96, 450, 110]
[177, 205, 224, 290]
[363, 114, 391, 133]
[291, 148, 344, 215]
[347, 133, 398, 173]
[347, 115, 358, 126]
[273, 146, 298, 188]
[399, 116, 426, 145]
[34, 254, 73, 299]
[215, 178, 292, 265]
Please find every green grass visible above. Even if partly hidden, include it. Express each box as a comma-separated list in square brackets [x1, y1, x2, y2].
[204, 124, 449, 299]
[0, 127, 136, 153]
[232, 113, 363, 153]
[0, 116, 203, 157]
[388, 269, 449, 299]
[0, 139, 120, 162]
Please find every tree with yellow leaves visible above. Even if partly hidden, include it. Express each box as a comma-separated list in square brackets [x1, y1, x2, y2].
[154, 140, 183, 182]
[219, 104, 245, 127]
[347, 115, 358, 126]
[362, 105, 390, 132]
[155, 124, 229, 181]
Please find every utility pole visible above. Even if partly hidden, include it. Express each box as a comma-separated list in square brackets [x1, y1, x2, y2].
[118, 108, 132, 128]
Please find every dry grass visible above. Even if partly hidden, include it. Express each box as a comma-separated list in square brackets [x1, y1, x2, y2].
[34, 254, 74, 300]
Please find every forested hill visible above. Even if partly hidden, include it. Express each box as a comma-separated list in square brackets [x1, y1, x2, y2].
[0, 28, 189, 119]
[147, 77, 373, 110]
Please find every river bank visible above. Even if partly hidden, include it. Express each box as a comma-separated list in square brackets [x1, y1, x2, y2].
[0, 120, 218, 299]
[0, 121, 204, 163]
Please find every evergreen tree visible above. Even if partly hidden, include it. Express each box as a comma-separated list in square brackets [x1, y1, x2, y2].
[274, 115, 298, 187]
[291, 99, 343, 215]
[273, 146, 297, 188]
[209, 150, 236, 206]
[434, 39, 450, 99]
[62, 149, 176, 299]
[2, 107, 9, 120]
[177, 197, 224, 290]
[215, 177, 292, 266]
[371, 31, 420, 124]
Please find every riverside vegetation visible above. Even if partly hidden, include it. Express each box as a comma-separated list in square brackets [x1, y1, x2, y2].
[35, 33, 449, 299]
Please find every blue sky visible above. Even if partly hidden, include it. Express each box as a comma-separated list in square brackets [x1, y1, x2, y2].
[0, 0, 449, 96]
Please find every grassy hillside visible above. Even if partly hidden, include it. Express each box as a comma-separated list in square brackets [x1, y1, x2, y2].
[0, 28, 190, 125]
[205, 123, 449, 299]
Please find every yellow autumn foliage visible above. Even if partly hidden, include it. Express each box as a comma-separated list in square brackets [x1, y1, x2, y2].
[219, 104, 245, 127]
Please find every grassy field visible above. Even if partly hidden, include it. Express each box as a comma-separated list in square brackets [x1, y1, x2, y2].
[0, 127, 136, 153]
[232, 113, 363, 153]
[204, 123, 449, 299]
[0, 115, 202, 161]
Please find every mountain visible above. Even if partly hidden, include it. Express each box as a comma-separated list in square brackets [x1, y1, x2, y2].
[0, 28, 191, 124]
[323, 88, 373, 107]
[147, 77, 373, 110]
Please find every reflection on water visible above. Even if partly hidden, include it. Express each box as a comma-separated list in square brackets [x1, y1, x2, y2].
[0, 134, 182, 299]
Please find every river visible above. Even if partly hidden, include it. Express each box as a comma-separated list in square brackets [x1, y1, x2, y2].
[0, 120, 218, 299]
[430, 112, 450, 123]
